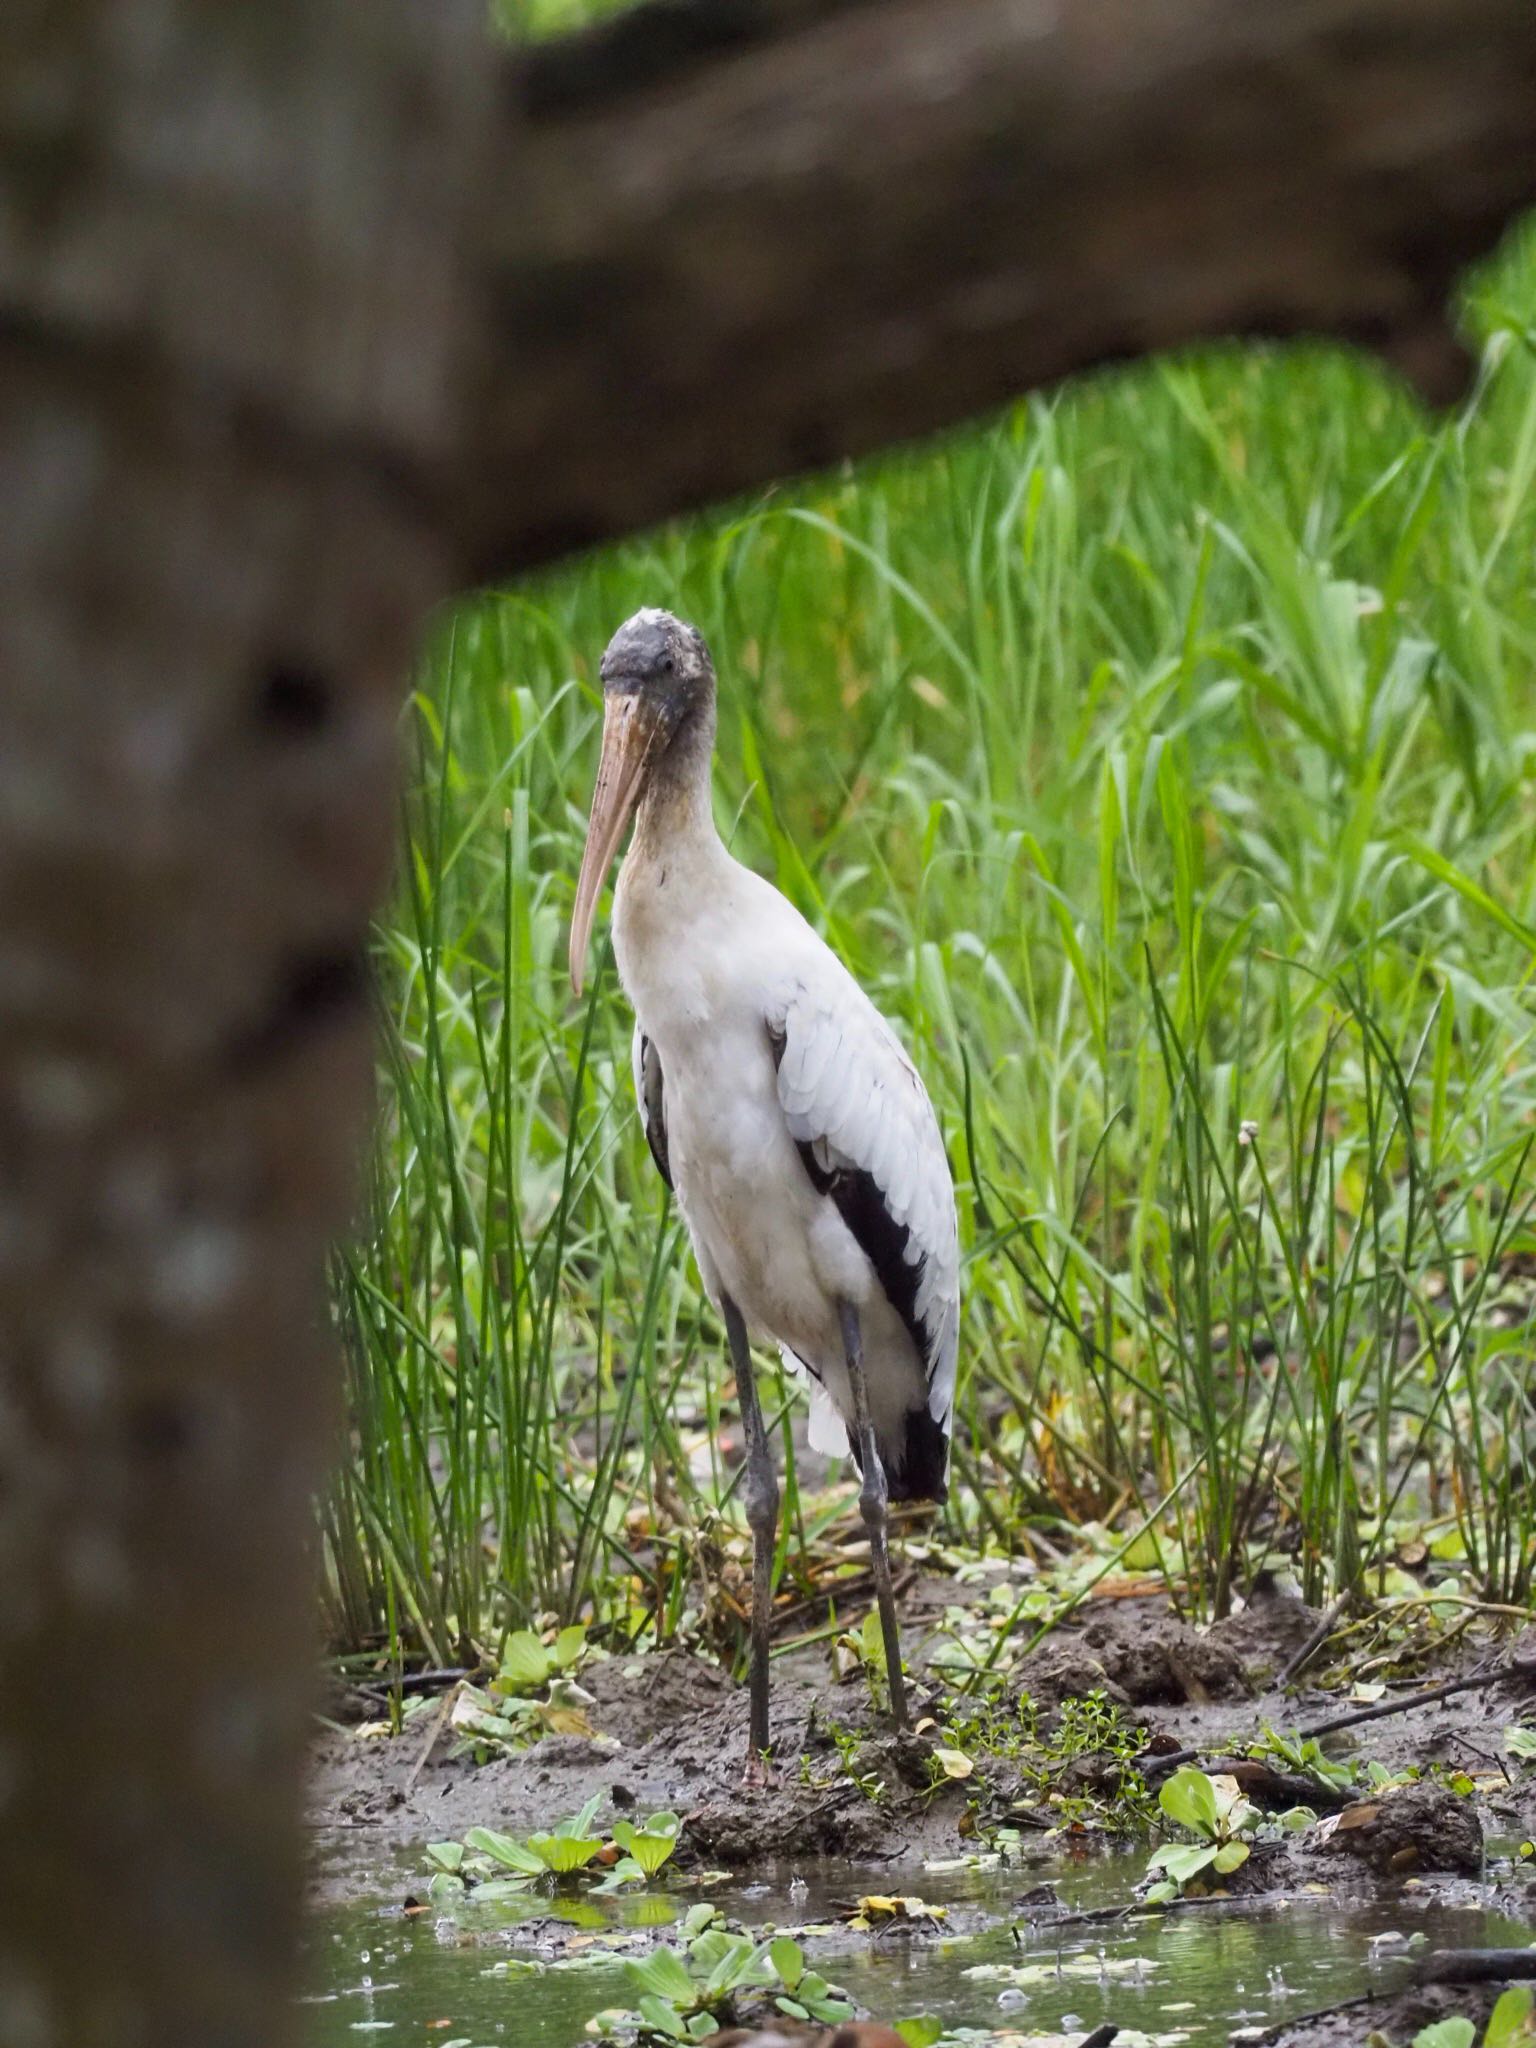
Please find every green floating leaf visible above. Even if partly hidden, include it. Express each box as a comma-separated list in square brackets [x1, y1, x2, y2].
[551, 1624, 588, 1672]
[1487, 1984, 1536, 2048]
[612, 1814, 681, 1876]
[625, 1949, 698, 2007]
[769, 1936, 805, 1992]
[896, 2022, 944, 2048]
[1147, 1841, 1219, 1885]
[1413, 2022, 1477, 2048]
[1212, 1840, 1250, 1874]
[424, 1841, 464, 1873]
[563, 1793, 606, 1838]
[528, 1831, 603, 1873]
[702, 1934, 767, 1998]
[463, 1826, 544, 1876]
[1505, 1726, 1536, 1763]
[804, 1995, 856, 2023]
[1159, 1765, 1220, 1839]
[636, 1993, 690, 2040]
[497, 1630, 553, 1696]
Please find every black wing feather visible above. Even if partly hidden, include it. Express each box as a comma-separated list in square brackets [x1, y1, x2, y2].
[768, 1023, 947, 1503]
[636, 1031, 673, 1190]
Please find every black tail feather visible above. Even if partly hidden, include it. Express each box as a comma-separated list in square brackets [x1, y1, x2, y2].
[847, 1402, 949, 1505]
[889, 1402, 949, 1504]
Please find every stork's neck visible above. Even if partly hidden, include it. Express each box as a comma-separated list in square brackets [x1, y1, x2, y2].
[630, 698, 722, 869]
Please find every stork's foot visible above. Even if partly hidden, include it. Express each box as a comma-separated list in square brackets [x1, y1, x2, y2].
[742, 1750, 780, 1790]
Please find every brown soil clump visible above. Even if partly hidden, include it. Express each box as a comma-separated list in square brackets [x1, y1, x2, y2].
[1018, 1606, 1248, 1707]
[1306, 1780, 1484, 1877]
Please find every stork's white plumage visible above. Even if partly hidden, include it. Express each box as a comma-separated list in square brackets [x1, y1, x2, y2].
[570, 609, 959, 1765]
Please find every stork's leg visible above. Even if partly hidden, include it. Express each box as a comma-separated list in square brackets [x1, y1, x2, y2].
[723, 1293, 778, 1775]
[838, 1299, 909, 1732]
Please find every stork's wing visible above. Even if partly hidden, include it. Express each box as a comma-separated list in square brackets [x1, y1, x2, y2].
[631, 1025, 672, 1191]
[768, 980, 959, 1437]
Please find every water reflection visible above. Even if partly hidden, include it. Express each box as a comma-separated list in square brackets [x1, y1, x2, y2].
[301, 1836, 1536, 2048]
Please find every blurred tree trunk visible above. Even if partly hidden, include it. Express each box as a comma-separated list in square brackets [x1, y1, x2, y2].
[1, 0, 1534, 2042]
[0, 7, 492, 2041]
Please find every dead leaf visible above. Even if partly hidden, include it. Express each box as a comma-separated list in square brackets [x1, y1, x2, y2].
[1335, 1802, 1382, 1831]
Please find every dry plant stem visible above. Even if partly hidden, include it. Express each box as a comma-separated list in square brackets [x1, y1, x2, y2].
[1276, 1592, 1352, 1686]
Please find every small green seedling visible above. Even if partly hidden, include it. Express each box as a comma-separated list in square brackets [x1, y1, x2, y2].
[1145, 1766, 1261, 1900]
[495, 1625, 590, 1697]
[1249, 1724, 1357, 1795]
[594, 1812, 683, 1891]
[832, 1610, 896, 1715]
[447, 1627, 596, 1761]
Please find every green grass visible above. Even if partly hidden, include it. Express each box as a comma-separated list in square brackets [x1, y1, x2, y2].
[322, 221, 1536, 1669]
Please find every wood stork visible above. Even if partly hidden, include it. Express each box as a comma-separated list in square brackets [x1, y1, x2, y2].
[569, 609, 959, 1769]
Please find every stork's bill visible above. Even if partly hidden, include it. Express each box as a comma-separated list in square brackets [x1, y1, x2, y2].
[569, 688, 666, 996]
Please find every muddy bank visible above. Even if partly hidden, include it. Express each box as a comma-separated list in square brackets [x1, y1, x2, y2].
[311, 1645, 969, 1882]
[309, 1589, 1536, 1901]
[1260, 1980, 1503, 2048]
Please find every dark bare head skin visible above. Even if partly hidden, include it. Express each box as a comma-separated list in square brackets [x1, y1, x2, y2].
[599, 606, 714, 716]
[569, 608, 717, 994]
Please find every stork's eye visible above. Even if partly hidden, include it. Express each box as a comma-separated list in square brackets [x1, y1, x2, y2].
[657, 653, 675, 677]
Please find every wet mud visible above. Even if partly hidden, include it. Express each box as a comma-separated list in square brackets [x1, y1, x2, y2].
[311, 1590, 1536, 1883]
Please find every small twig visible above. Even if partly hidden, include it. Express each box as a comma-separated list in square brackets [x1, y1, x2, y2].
[1141, 1743, 1204, 1781]
[404, 1682, 460, 1795]
[1277, 1594, 1351, 1687]
[1297, 1659, 1500, 1741]
[1249, 1988, 1377, 2044]
[1444, 1731, 1512, 1784]
[1014, 1890, 1276, 1935]
[1145, 1657, 1503, 1780]
[350, 1665, 475, 1711]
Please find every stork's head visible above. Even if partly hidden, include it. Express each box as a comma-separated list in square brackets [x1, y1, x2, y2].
[569, 609, 715, 994]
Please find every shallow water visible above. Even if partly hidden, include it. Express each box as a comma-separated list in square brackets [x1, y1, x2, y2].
[302, 1834, 1536, 2047]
